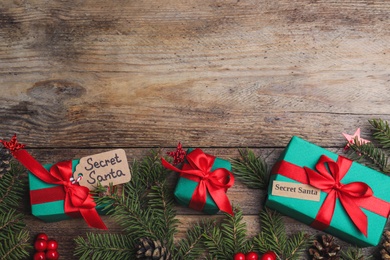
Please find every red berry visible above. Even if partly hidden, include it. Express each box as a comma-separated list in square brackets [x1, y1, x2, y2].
[36, 233, 49, 241]
[260, 251, 277, 260]
[46, 239, 58, 250]
[246, 251, 259, 260]
[34, 239, 47, 252]
[33, 251, 46, 260]
[233, 252, 246, 260]
[46, 250, 59, 260]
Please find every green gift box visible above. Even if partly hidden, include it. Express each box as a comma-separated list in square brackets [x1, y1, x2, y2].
[163, 148, 234, 215]
[266, 136, 390, 247]
[29, 159, 107, 223]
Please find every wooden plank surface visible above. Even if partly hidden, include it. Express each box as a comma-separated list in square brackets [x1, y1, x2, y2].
[1, 0, 390, 259]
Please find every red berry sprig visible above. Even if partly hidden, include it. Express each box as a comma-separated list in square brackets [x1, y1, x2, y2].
[234, 251, 259, 260]
[233, 251, 277, 260]
[33, 233, 59, 260]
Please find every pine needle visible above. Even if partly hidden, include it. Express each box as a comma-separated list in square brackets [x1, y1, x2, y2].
[369, 119, 390, 149]
[254, 208, 287, 254]
[347, 140, 390, 174]
[231, 149, 270, 189]
[174, 220, 214, 260]
[253, 208, 310, 260]
[0, 230, 30, 260]
[74, 233, 133, 260]
[341, 246, 372, 260]
[0, 164, 30, 260]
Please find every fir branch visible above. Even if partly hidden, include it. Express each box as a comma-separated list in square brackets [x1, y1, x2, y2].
[0, 209, 25, 239]
[203, 207, 251, 259]
[253, 208, 310, 259]
[174, 220, 214, 260]
[95, 151, 176, 243]
[148, 181, 179, 251]
[0, 164, 25, 209]
[0, 164, 30, 260]
[347, 141, 390, 174]
[341, 247, 371, 260]
[0, 229, 30, 260]
[231, 149, 270, 189]
[203, 222, 230, 260]
[254, 208, 287, 255]
[369, 119, 390, 149]
[220, 207, 248, 255]
[284, 232, 311, 260]
[74, 233, 134, 260]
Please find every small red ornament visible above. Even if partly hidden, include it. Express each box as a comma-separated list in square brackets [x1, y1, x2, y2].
[34, 239, 47, 252]
[36, 233, 49, 241]
[167, 142, 187, 165]
[233, 252, 246, 260]
[260, 251, 277, 260]
[33, 251, 46, 260]
[45, 250, 59, 260]
[46, 239, 58, 250]
[245, 251, 259, 260]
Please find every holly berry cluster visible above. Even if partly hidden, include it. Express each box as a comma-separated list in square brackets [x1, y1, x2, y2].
[33, 233, 59, 260]
[233, 250, 277, 260]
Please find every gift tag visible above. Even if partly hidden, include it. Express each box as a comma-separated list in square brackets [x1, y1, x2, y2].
[271, 180, 320, 201]
[74, 149, 131, 190]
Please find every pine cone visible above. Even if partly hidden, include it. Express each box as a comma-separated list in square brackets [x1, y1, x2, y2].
[381, 230, 390, 260]
[0, 148, 12, 178]
[309, 234, 341, 260]
[135, 237, 171, 260]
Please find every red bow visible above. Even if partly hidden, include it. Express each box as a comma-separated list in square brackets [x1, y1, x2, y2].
[304, 155, 372, 236]
[162, 148, 234, 215]
[0, 135, 107, 229]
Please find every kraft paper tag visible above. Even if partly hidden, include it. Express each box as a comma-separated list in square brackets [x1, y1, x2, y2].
[74, 149, 131, 190]
[271, 181, 321, 201]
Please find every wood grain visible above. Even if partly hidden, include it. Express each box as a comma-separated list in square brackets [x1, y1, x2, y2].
[1, 0, 390, 259]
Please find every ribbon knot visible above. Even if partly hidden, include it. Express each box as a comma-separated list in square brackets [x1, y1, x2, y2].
[49, 162, 97, 212]
[333, 183, 343, 191]
[304, 155, 373, 236]
[162, 148, 234, 215]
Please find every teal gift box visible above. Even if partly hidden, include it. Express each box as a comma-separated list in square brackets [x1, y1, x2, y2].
[163, 148, 234, 215]
[266, 136, 390, 247]
[174, 151, 231, 214]
[28, 159, 106, 223]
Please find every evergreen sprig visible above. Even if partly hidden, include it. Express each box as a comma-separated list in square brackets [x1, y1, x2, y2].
[341, 246, 372, 260]
[203, 207, 249, 259]
[346, 138, 390, 174]
[173, 220, 214, 259]
[0, 164, 30, 260]
[369, 119, 390, 148]
[253, 208, 310, 260]
[74, 150, 179, 259]
[231, 148, 270, 189]
[74, 233, 133, 260]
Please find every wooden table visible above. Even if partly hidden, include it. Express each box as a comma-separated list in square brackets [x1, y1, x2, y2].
[1, 0, 389, 259]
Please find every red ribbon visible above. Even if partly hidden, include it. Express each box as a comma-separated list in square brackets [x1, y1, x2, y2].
[1, 135, 107, 230]
[162, 148, 234, 215]
[272, 155, 390, 237]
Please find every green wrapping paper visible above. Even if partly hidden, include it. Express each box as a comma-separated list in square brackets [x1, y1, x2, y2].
[266, 136, 390, 247]
[29, 160, 107, 223]
[172, 148, 232, 214]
